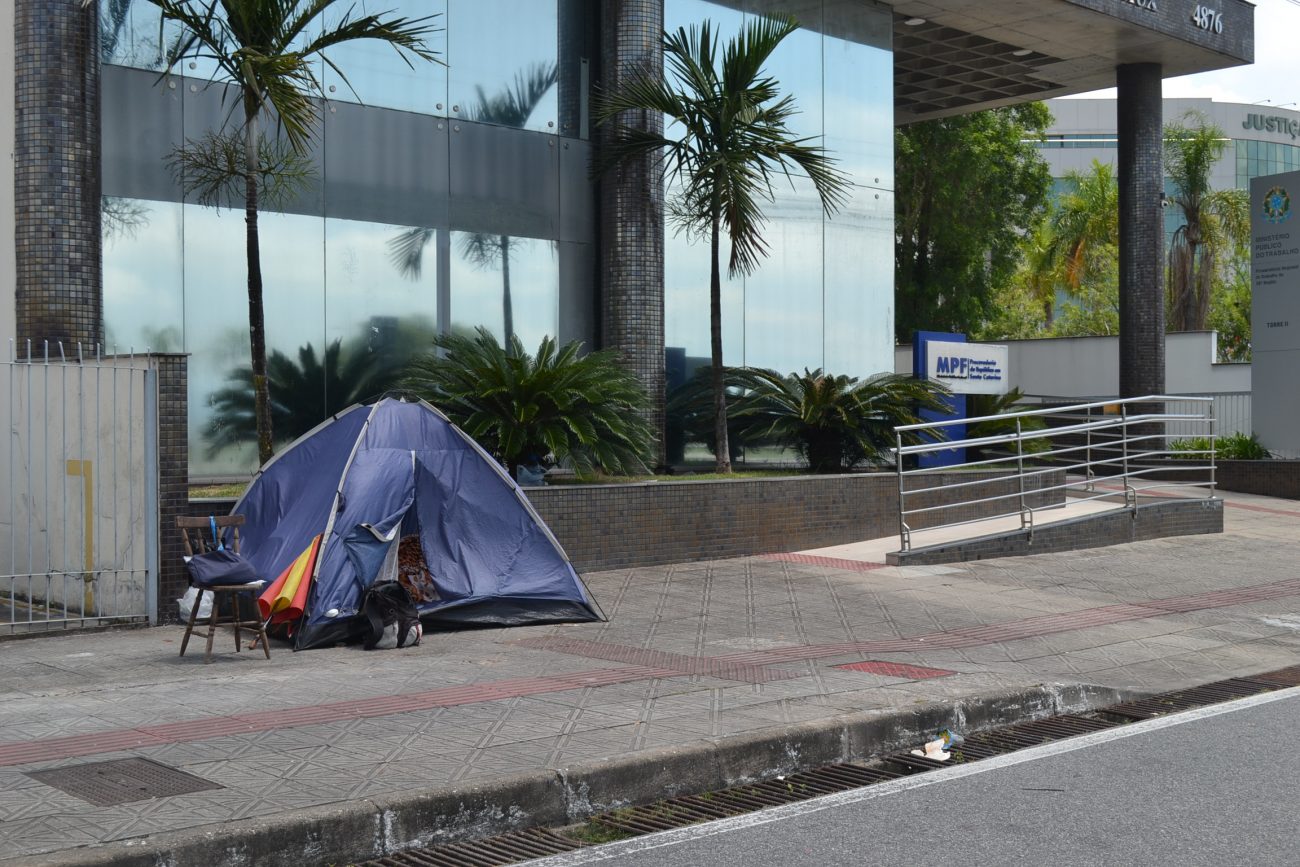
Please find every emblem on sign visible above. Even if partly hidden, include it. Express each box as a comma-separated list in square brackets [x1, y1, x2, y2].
[1263, 186, 1293, 224]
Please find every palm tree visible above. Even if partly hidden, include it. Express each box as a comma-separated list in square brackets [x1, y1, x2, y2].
[402, 329, 654, 478]
[728, 368, 950, 474]
[389, 63, 557, 342]
[596, 17, 851, 474]
[1165, 113, 1250, 332]
[1049, 160, 1119, 296]
[117, 0, 439, 466]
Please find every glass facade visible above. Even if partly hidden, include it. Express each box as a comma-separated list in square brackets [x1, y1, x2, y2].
[99, 0, 595, 475]
[1235, 139, 1300, 189]
[99, 0, 897, 474]
[662, 0, 894, 383]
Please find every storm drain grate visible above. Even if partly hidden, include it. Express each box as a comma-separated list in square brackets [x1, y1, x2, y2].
[364, 829, 585, 866]
[24, 757, 223, 807]
[358, 665, 1300, 867]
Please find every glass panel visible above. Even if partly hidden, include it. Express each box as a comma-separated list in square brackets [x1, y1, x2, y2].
[102, 198, 184, 353]
[749, 1, 823, 146]
[448, 0, 558, 134]
[664, 217, 745, 368]
[825, 185, 893, 377]
[742, 174, 824, 375]
[823, 3, 893, 190]
[322, 0, 447, 115]
[325, 217, 438, 413]
[450, 232, 558, 351]
[100, 0, 172, 70]
[184, 207, 325, 476]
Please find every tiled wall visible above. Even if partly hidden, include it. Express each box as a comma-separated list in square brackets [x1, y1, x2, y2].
[14, 2, 102, 346]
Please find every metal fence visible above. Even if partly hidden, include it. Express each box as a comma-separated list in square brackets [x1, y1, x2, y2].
[893, 395, 1217, 553]
[0, 343, 158, 634]
[1024, 392, 1251, 441]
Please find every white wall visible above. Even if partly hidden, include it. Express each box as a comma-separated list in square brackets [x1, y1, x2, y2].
[896, 332, 1250, 397]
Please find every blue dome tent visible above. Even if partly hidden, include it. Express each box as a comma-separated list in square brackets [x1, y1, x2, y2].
[232, 397, 603, 649]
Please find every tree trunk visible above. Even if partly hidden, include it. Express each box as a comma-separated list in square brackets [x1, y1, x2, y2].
[500, 235, 513, 343]
[709, 209, 730, 474]
[244, 107, 274, 466]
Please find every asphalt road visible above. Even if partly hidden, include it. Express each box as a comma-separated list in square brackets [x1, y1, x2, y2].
[531, 687, 1300, 867]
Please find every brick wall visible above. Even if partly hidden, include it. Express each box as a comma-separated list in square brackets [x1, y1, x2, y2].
[1217, 460, 1300, 499]
[888, 498, 1223, 567]
[187, 470, 1064, 575]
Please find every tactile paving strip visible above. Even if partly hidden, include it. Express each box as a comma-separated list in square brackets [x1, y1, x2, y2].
[25, 757, 223, 806]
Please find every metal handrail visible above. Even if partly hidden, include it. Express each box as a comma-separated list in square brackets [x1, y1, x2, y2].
[892, 395, 1216, 552]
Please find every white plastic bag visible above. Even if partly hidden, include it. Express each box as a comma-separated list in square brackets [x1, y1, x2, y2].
[177, 586, 214, 621]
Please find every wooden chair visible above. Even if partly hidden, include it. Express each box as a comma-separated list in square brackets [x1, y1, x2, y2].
[176, 515, 271, 663]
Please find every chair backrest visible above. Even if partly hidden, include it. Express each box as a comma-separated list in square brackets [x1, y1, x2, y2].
[176, 515, 245, 557]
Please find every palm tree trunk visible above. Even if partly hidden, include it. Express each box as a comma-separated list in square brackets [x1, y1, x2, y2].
[244, 107, 273, 466]
[710, 209, 730, 474]
[500, 235, 513, 343]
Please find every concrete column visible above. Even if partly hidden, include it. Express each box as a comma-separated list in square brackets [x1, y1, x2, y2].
[14, 2, 103, 349]
[598, 0, 665, 466]
[1116, 63, 1164, 400]
[155, 354, 190, 623]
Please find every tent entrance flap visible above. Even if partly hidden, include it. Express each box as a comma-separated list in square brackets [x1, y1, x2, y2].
[343, 522, 403, 591]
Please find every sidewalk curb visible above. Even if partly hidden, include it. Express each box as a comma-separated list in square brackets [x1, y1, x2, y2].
[8, 681, 1134, 867]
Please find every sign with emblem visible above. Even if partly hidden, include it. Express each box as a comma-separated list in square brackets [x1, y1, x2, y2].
[1251, 171, 1300, 457]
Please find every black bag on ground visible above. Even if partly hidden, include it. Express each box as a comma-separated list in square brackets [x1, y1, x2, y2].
[361, 581, 422, 650]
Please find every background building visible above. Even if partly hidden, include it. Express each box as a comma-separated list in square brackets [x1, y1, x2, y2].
[0, 1, 1256, 476]
[1041, 97, 1300, 194]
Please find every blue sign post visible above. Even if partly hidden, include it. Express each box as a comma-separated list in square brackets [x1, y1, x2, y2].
[912, 331, 966, 468]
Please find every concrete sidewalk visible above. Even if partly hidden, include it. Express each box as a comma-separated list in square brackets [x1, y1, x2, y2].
[3, 489, 1300, 865]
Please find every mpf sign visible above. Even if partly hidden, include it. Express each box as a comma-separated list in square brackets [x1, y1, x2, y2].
[925, 341, 1010, 395]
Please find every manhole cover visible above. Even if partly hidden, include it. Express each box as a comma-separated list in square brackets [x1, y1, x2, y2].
[25, 758, 223, 806]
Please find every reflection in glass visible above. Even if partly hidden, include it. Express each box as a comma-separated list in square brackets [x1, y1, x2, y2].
[824, 27, 893, 190]
[448, 0, 558, 133]
[184, 207, 325, 475]
[743, 176, 825, 375]
[100, 0, 170, 70]
[103, 197, 184, 353]
[450, 232, 557, 349]
[824, 186, 894, 377]
[322, 0, 447, 114]
[326, 217, 438, 409]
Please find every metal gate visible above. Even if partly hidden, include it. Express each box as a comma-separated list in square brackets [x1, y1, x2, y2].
[0, 343, 158, 634]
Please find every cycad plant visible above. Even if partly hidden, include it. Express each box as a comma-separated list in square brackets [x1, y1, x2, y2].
[729, 368, 950, 474]
[114, 0, 439, 465]
[596, 16, 850, 473]
[402, 329, 654, 477]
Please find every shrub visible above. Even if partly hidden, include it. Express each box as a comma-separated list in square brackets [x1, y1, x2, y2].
[402, 329, 655, 477]
[1170, 432, 1270, 460]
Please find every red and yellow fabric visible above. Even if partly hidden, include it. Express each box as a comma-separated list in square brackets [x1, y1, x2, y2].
[257, 535, 322, 624]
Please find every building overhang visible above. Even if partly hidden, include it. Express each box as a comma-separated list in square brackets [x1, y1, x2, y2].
[882, 0, 1255, 124]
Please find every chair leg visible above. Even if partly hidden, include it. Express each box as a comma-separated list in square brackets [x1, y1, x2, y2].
[179, 588, 203, 657]
[233, 592, 242, 653]
[204, 592, 220, 664]
[255, 614, 271, 660]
